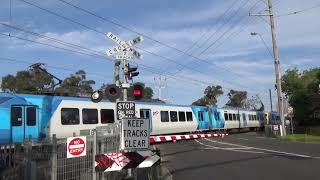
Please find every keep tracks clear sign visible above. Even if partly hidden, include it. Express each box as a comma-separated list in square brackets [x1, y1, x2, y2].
[121, 118, 150, 150]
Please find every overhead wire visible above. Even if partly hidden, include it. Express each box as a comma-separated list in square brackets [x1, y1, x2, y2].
[0, 26, 270, 96]
[276, 4, 320, 18]
[171, 0, 256, 76]
[0, 57, 112, 80]
[4, 0, 274, 96]
[50, 0, 268, 89]
[197, 0, 261, 56]
[0, 23, 252, 90]
[170, 0, 270, 89]
[173, 0, 271, 88]
[0, 31, 215, 89]
[196, 0, 251, 55]
[170, 0, 239, 75]
[0, 3, 265, 94]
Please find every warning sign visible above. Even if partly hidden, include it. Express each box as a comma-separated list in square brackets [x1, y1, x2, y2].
[121, 118, 149, 150]
[116, 101, 135, 120]
[67, 136, 86, 158]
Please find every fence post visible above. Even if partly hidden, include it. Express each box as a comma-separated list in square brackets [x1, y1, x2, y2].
[100, 140, 105, 180]
[93, 133, 97, 180]
[23, 139, 30, 179]
[51, 134, 57, 180]
[28, 135, 37, 180]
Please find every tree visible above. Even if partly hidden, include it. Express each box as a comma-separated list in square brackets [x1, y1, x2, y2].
[192, 85, 223, 106]
[245, 94, 264, 111]
[1, 66, 53, 94]
[54, 70, 95, 97]
[192, 97, 206, 106]
[225, 90, 247, 108]
[281, 67, 320, 125]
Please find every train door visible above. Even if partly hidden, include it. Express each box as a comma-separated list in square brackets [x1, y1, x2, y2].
[11, 105, 39, 142]
[242, 113, 247, 127]
[197, 111, 205, 129]
[140, 109, 152, 132]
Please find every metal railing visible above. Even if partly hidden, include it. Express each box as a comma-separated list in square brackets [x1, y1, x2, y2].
[0, 125, 169, 180]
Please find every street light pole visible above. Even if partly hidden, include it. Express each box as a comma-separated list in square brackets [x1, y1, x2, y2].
[250, 0, 286, 136]
[267, 0, 286, 136]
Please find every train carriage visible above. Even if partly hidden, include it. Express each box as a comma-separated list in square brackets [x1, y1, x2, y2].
[0, 92, 274, 144]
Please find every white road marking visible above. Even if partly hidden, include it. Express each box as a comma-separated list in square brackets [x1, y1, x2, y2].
[195, 139, 266, 154]
[203, 138, 312, 158]
[237, 138, 249, 141]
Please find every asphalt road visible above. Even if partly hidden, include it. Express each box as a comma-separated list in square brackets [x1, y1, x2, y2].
[155, 132, 320, 180]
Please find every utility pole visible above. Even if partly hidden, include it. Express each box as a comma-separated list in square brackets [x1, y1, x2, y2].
[269, 89, 273, 112]
[114, 60, 121, 86]
[250, 0, 286, 136]
[122, 60, 129, 101]
[268, 0, 286, 135]
[154, 76, 166, 100]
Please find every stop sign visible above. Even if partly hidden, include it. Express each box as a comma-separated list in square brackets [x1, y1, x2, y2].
[67, 136, 86, 158]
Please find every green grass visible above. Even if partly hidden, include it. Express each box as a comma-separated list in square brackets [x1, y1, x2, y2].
[278, 134, 320, 143]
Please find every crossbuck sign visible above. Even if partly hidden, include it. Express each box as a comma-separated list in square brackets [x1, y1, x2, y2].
[106, 32, 143, 59]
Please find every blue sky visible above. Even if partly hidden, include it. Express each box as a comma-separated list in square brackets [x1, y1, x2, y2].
[0, 0, 319, 111]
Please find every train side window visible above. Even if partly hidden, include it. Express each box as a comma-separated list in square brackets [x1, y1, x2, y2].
[232, 114, 236, 121]
[139, 109, 150, 119]
[237, 114, 240, 121]
[26, 107, 36, 126]
[61, 108, 79, 125]
[198, 111, 204, 121]
[11, 107, 22, 126]
[101, 109, 114, 124]
[161, 111, 169, 122]
[186, 112, 193, 121]
[170, 111, 178, 122]
[224, 113, 228, 121]
[82, 109, 98, 124]
[228, 113, 233, 121]
[215, 112, 220, 121]
[179, 111, 186, 122]
[254, 115, 257, 121]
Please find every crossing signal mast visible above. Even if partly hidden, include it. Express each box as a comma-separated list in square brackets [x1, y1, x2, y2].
[91, 32, 144, 103]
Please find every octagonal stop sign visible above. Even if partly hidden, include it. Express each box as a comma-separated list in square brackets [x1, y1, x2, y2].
[67, 136, 86, 158]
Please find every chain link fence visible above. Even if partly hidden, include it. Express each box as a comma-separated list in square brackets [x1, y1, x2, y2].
[0, 125, 171, 180]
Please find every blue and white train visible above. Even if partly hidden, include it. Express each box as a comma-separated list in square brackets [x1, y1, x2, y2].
[0, 93, 280, 144]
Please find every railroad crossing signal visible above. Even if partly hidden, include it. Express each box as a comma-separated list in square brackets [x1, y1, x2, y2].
[127, 63, 139, 80]
[106, 32, 143, 59]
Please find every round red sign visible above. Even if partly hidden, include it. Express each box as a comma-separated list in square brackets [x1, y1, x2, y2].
[68, 137, 86, 156]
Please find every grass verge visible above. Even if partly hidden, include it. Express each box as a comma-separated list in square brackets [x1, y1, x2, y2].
[278, 134, 320, 143]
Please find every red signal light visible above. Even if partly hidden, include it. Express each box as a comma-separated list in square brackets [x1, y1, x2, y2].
[133, 89, 142, 96]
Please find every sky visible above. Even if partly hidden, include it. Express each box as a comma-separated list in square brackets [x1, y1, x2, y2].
[0, 0, 319, 111]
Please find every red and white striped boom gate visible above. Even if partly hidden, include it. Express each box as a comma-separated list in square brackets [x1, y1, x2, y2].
[149, 133, 228, 144]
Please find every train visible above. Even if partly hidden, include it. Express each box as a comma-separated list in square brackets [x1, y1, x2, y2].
[0, 92, 280, 144]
